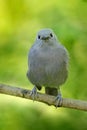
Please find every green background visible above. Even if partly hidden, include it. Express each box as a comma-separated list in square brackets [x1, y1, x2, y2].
[0, 0, 87, 130]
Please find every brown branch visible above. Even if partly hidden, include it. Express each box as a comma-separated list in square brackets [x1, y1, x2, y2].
[0, 83, 87, 111]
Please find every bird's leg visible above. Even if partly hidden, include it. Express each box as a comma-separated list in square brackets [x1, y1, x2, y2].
[30, 86, 37, 101]
[55, 88, 62, 107]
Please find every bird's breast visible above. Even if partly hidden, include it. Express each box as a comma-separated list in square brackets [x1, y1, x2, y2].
[28, 45, 68, 87]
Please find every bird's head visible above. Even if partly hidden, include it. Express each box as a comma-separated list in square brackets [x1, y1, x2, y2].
[36, 29, 58, 44]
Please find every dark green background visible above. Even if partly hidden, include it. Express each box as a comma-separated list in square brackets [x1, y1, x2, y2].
[0, 0, 87, 130]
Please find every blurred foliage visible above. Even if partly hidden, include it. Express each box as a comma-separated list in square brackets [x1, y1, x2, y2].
[0, 0, 87, 130]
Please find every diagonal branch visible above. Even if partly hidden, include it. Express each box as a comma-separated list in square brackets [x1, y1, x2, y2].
[0, 83, 87, 111]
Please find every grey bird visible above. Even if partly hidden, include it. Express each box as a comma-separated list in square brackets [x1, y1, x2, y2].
[27, 28, 69, 106]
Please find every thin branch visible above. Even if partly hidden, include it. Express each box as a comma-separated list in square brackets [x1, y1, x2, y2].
[0, 83, 87, 111]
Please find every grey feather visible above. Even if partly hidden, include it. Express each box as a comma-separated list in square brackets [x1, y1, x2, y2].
[27, 28, 69, 96]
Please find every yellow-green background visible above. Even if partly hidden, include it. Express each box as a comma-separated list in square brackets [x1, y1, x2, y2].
[0, 0, 87, 130]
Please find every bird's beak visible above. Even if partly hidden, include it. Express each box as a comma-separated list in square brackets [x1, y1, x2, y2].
[41, 36, 50, 40]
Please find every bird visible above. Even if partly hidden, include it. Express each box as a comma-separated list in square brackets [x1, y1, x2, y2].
[27, 28, 69, 106]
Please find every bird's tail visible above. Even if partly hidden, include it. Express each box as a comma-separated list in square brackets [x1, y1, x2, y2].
[45, 87, 58, 96]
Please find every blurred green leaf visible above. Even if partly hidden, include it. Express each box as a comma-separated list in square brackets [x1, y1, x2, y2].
[0, 0, 87, 130]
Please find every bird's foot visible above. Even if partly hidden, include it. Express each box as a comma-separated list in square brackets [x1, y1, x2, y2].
[55, 93, 62, 107]
[30, 86, 37, 101]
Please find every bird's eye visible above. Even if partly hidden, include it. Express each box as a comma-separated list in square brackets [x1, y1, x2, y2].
[38, 35, 40, 39]
[50, 33, 53, 37]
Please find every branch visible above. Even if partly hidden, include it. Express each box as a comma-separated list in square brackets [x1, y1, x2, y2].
[0, 83, 87, 111]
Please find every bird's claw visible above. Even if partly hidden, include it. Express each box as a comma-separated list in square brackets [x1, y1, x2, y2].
[30, 86, 37, 101]
[55, 94, 62, 107]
